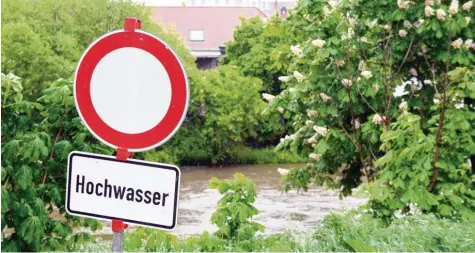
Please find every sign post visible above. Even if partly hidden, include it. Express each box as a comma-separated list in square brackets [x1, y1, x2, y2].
[67, 17, 189, 252]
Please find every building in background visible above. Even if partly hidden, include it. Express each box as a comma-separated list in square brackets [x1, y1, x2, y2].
[143, 0, 297, 69]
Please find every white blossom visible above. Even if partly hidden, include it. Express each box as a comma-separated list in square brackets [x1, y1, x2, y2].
[399, 29, 408, 38]
[293, 71, 305, 82]
[307, 134, 317, 144]
[312, 38, 326, 48]
[278, 76, 292, 82]
[307, 109, 318, 117]
[423, 79, 433, 85]
[336, 60, 345, 67]
[437, 9, 446, 20]
[403, 20, 413, 29]
[309, 153, 321, 160]
[358, 60, 366, 71]
[305, 120, 314, 126]
[348, 18, 357, 28]
[277, 107, 285, 113]
[384, 24, 391, 31]
[290, 45, 302, 56]
[328, 0, 339, 9]
[277, 168, 290, 175]
[455, 99, 464, 109]
[425, 5, 435, 16]
[320, 93, 332, 102]
[426, 0, 434, 5]
[399, 101, 408, 110]
[452, 38, 464, 49]
[370, 85, 379, 93]
[449, 0, 459, 14]
[462, 1, 473, 11]
[372, 114, 385, 125]
[394, 209, 405, 219]
[464, 39, 473, 49]
[466, 17, 471, 25]
[289, 134, 298, 140]
[359, 37, 368, 43]
[262, 93, 275, 101]
[398, 0, 411, 9]
[342, 79, 353, 88]
[361, 70, 373, 79]
[313, 125, 329, 136]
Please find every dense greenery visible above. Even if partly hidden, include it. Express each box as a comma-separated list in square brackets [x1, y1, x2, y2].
[225, 0, 475, 220]
[3, 0, 475, 251]
[73, 175, 475, 252]
[0, 0, 287, 251]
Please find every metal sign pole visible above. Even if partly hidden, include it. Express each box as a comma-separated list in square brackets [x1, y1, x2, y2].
[112, 148, 132, 252]
[112, 220, 125, 252]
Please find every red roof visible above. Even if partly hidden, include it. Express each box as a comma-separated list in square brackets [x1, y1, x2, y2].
[150, 7, 267, 52]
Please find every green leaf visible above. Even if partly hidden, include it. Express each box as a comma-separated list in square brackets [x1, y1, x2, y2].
[13, 165, 33, 190]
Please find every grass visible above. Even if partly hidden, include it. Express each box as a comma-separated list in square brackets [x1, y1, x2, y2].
[73, 213, 475, 252]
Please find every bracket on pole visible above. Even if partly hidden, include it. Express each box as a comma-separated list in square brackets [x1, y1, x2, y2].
[124, 17, 141, 32]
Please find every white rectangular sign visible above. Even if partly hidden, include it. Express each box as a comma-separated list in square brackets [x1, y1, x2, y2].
[66, 151, 180, 230]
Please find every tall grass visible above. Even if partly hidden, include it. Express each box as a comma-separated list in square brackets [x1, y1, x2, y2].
[73, 213, 475, 252]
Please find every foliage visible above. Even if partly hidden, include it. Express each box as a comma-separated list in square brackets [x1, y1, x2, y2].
[209, 173, 265, 250]
[222, 16, 293, 94]
[228, 0, 475, 218]
[1, 0, 194, 96]
[228, 146, 305, 165]
[158, 65, 281, 165]
[1, 74, 107, 251]
[75, 212, 475, 252]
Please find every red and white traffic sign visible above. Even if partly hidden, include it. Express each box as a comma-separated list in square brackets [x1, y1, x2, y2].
[74, 20, 189, 152]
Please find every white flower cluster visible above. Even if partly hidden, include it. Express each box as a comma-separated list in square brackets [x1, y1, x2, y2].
[307, 109, 318, 117]
[463, 1, 473, 11]
[320, 93, 332, 102]
[399, 29, 408, 38]
[342, 79, 353, 88]
[278, 76, 292, 82]
[452, 38, 474, 49]
[361, 70, 373, 79]
[372, 114, 386, 125]
[262, 93, 275, 101]
[399, 101, 408, 110]
[309, 153, 321, 160]
[437, 9, 446, 20]
[397, 0, 412, 9]
[290, 45, 302, 56]
[293, 71, 305, 82]
[312, 38, 326, 48]
[336, 60, 345, 67]
[313, 125, 329, 136]
[449, 0, 459, 15]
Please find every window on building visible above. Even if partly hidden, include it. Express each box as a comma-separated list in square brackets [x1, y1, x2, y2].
[189, 29, 204, 41]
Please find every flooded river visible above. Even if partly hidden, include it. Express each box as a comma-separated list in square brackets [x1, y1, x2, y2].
[91, 163, 367, 240]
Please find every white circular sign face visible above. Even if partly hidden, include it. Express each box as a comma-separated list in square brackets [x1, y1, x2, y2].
[74, 29, 189, 152]
[90, 47, 172, 134]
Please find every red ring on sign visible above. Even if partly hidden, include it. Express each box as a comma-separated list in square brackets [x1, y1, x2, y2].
[74, 31, 188, 151]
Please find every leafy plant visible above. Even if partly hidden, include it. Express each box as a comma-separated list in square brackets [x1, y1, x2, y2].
[228, 0, 475, 219]
[209, 173, 265, 250]
[1, 73, 107, 251]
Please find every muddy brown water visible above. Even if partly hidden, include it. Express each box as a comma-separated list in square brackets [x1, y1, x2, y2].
[83, 163, 367, 241]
